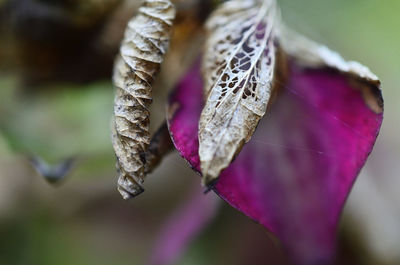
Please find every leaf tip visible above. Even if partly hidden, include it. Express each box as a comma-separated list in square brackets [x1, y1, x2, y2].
[200, 160, 220, 187]
[117, 167, 145, 199]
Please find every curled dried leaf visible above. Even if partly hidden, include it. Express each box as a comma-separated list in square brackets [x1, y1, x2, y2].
[112, 0, 175, 199]
[199, 0, 279, 184]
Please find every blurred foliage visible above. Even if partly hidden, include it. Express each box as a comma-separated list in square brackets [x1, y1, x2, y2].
[0, 0, 399, 265]
[0, 80, 113, 159]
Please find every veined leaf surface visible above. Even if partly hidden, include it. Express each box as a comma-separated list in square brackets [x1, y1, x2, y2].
[199, 0, 279, 184]
[112, 0, 175, 199]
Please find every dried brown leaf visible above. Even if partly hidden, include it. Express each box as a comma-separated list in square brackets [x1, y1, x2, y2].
[199, 0, 279, 184]
[112, 0, 175, 199]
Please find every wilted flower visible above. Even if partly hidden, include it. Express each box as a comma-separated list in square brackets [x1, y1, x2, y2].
[111, 0, 383, 264]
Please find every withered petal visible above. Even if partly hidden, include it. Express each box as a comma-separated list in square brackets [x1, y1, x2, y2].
[167, 47, 383, 264]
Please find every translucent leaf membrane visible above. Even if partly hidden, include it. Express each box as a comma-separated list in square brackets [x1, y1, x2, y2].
[199, 0, 279, 184]
[167, 58, 383, 264]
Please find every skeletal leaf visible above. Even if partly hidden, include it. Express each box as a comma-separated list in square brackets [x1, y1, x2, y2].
[199, 0, 279, 184]
[112, 0, 175, 199]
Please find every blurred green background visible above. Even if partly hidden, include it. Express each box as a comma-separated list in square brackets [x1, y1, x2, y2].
[0, 0, 399, 264]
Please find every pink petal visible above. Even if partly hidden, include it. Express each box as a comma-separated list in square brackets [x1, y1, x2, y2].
[167, 60, 203, 172]
[149, 183, 219, 265]
[167, 61, 383, 264]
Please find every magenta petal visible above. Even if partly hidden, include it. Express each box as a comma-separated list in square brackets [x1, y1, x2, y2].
[167, 62, 383, 264]
[149, 184, 219, 265]
[167, 60, 203, 172]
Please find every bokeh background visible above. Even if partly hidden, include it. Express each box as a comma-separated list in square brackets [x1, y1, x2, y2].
[0, 0, 399, 264]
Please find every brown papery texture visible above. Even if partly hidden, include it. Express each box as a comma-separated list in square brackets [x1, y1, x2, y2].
[112, 0, 175, 199]
[199, 0, 279, 184]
